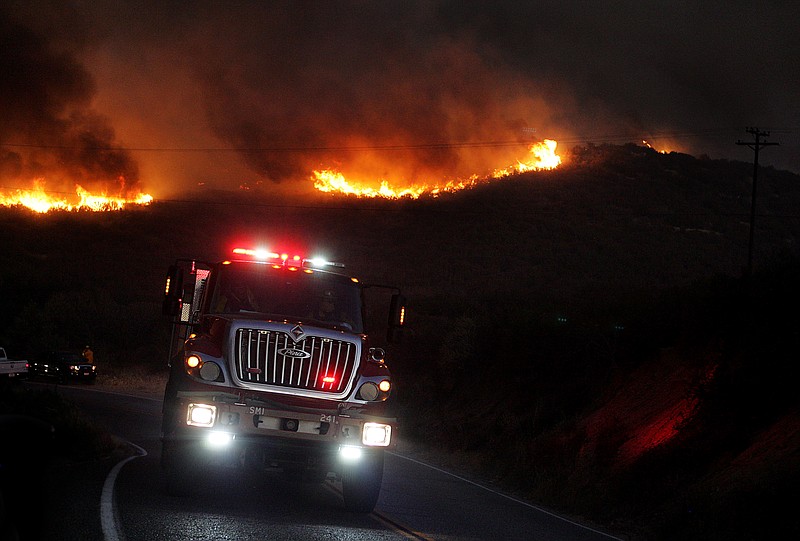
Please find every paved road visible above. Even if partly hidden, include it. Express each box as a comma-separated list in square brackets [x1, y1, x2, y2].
[27, 383, 622, 541]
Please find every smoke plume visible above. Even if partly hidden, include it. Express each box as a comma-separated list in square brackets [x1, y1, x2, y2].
[2, 1, 798, 197]
[0, 7, 139, 196]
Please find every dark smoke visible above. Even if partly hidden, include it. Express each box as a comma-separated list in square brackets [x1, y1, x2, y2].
[3, 1, 798, 195]
[187, 2, 559, 184]
[0, 7, 139, 195]
[183, 1, 800, 182]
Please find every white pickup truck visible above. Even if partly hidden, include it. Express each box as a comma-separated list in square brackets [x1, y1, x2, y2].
[0, 347, 29, 379]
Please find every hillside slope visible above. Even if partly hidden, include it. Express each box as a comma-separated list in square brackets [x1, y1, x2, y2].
[1, 144, 799, 539]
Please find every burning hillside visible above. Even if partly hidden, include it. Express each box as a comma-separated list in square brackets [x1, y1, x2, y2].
[0, 7, 149, 213]
[2, 138, 560, 210]
[3, 2, 573, 205]
[312, 139, 562, 198]
[0, 182, 153, 213]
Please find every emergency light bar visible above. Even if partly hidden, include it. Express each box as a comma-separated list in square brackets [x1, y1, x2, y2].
[232, 248, 280, 259]
[231, 248, 344, 269]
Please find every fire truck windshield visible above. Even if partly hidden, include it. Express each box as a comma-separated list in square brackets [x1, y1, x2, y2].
[208, 262, 364, 333]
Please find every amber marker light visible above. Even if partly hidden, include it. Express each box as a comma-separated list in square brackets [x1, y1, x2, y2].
[186, 354, 201, 368]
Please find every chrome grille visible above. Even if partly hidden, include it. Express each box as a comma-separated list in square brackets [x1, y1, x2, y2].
[234, 328, 357, 394]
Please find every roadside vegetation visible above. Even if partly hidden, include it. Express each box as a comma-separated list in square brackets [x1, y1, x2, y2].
[1, 144, 798, 539]
[396, 257, 799, 540]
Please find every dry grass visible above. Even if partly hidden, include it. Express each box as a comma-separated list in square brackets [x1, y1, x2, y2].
[96, 363, 168, 399]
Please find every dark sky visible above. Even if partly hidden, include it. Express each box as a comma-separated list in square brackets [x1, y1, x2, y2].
[2, 1, 798, 197]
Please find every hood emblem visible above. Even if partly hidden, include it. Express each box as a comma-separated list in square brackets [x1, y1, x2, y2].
[290, 324, 305, 341]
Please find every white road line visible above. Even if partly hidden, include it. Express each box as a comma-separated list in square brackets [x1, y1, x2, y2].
[101, 442, 147, 541]
[389, 451, 625, 541]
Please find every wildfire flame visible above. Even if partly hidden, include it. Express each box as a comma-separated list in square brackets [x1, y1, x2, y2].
[313, 139, 561, 199]
[0, 181, 153, 213]
[491, 139, 561, 177]
[642, 140, 668, 154]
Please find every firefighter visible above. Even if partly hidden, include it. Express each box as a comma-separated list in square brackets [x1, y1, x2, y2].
[312, 290, 353, 329]
[219, 282, 259, 312]
[82, 345, 94, 364]
[317, 290, 336, 320]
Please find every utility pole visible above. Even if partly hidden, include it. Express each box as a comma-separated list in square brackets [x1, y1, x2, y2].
[736, 127, 778, 276]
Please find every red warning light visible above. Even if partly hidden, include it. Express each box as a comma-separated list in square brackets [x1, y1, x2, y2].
[231, 247, 343, 270]
[232, 248, 280, 260]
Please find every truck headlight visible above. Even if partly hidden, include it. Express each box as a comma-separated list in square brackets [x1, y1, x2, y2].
[199, 361, 221, 381]
[362, 422, 392, 447]
[356, 379, 391, 401]
[185, 354, 224, 382]
[358, 382, 379, 401]
[187, 403, 216, 427]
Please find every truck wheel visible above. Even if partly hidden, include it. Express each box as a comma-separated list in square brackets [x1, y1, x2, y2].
[341, 450, 384, 513]
[162, 441, 197, 496]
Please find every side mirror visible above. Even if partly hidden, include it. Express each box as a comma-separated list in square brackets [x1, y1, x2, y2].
[162, 265, 184, 317]
[387, 293, 406, 343]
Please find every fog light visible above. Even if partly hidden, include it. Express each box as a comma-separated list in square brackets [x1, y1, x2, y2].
[378, 380, 391, 393]
[187, 403, 216, 427]
[358, 382, 379, 401]
[206, 431, 232, 447]
[362, 422, 392, 447]
[339, 445, 363, 461]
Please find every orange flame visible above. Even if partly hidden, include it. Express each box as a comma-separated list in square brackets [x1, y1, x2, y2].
[313, 170, 482, 199]
[491, 139, 561, 177]
[642, 140, 668, 154]
[0, 181, 154, 213]
[312, 139, 561, 199]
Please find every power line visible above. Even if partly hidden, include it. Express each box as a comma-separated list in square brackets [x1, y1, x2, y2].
[2, 127, 793, 154]
[0, 140, 529, 153]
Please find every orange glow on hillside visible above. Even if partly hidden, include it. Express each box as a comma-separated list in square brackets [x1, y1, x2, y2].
[0, 181, 153, 213]
[642, 140, 669, 154]
[313, 139, 561, 199]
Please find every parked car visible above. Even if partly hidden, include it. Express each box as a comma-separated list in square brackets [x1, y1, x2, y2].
[29, 351, 97, 383]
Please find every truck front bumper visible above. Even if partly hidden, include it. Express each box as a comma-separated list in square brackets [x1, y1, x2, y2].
[164, 395, 397, 454]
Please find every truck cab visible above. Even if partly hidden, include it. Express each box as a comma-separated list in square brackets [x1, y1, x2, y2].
[161, 248, 405, 512]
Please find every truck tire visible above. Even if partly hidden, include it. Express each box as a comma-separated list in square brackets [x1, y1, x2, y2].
[341, 449, 384, 513]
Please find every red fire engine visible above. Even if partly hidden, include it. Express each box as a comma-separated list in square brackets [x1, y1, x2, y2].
[161, 247, 405, 512]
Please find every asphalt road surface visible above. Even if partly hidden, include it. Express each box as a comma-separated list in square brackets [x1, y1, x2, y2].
[27, 383, 623, 541]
